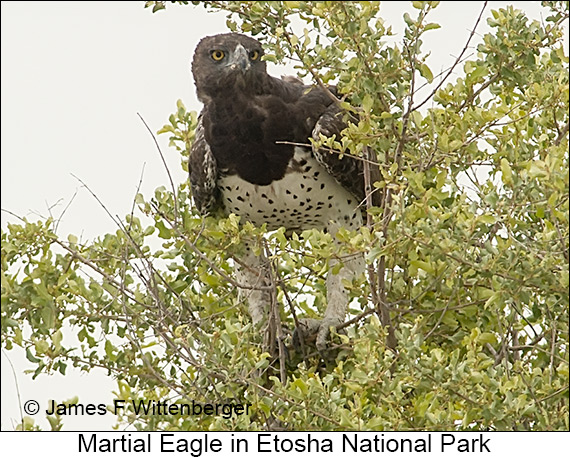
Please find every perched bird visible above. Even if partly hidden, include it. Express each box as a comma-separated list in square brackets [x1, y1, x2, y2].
[189, 33, 377, 352]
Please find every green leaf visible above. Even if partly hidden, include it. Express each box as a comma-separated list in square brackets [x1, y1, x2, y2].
[470, 64, 488, 80]
[478, 332, 498, 345]
[152, 3, 165, 13]
[254, 353, 271, 370]
[424, 23, 441, 31]
[292, 378, 308, 395]
[362, 94, 374, 113]
[26, 347, 41, 363]
[52, 330, 63, 352]
[410, 260, 434, 275]
[500, 158, 513, 186]
[155, 220, 172, 239]
[477, 214, 496, 225]
[419, 63, 433, 83]
[34, 339, 49, 355]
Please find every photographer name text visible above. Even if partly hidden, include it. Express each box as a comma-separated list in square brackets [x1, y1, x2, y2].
[46, 399, 250, 419]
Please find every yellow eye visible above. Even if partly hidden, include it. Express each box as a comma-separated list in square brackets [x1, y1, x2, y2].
[249, 50, 260, 61]
[211, 50, 225, 61]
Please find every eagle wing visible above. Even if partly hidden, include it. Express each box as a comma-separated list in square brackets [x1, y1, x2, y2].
[311, 103, 383, 208]
[189, 115, 220, 214]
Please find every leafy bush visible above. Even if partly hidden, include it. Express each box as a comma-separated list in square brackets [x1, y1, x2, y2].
[2, 1, 568, 430]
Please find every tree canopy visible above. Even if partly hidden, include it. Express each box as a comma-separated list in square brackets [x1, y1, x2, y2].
[2, 1, 568, 430]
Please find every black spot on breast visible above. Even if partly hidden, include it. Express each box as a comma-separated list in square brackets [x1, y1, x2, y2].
[320, 183, 325, 189]
[237, 196, 245, 202]
[268, 199, 274, 204]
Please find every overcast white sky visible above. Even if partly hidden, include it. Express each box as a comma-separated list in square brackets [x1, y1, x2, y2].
[1, 1, 557, 431]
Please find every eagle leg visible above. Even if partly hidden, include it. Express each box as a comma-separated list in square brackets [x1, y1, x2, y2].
[235, 239, 289, 360]
[294, 224, 364, 355]
[234, 240, 272, 327]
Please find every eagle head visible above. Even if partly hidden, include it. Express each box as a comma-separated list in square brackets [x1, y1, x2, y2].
[192, 33, 267, 101]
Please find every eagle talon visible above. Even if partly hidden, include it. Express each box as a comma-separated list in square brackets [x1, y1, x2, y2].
[293, 317, 344, 356]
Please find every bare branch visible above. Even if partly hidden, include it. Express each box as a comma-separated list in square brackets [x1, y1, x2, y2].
[554, 121, 569, 146]
[138, 113, 179, 222]
[412, 1, 488, 113]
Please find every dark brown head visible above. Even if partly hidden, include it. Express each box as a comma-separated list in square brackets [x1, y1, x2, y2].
[191, 33, 267, 101]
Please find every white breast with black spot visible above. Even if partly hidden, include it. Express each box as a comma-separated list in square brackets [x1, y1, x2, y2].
[217, 147, 361, 231]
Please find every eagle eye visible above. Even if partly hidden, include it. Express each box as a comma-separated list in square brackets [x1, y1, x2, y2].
[211, 50, 225, 61]
[249, 50, 260, 61]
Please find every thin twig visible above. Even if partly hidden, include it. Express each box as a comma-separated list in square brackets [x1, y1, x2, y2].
[424, 289, 455, 341]
[137, 113, 179, 222]
[336, 307, 376, 331]
[1, 349, 24, 428]
[53, 189, 79, 235]
[412, 1, 488, 113]
[273, 260, 305, 356]
[267, 249, 287, 385]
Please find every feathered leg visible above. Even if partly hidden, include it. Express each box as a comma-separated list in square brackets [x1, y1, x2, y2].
[234, 240, 272, 327]
[235, 240, 285, 364]
[295, 217, 364, 354]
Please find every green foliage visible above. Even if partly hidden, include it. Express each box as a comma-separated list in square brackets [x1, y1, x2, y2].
[2, 1, 569, 430]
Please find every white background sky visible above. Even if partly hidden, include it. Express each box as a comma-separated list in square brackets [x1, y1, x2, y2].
[0, 1, 560, 432]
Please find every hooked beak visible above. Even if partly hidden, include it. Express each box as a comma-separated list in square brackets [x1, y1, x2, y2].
[229, 44, 250, 74]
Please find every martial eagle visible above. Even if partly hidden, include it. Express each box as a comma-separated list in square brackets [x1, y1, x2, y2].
[189, 33, 376, 351]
